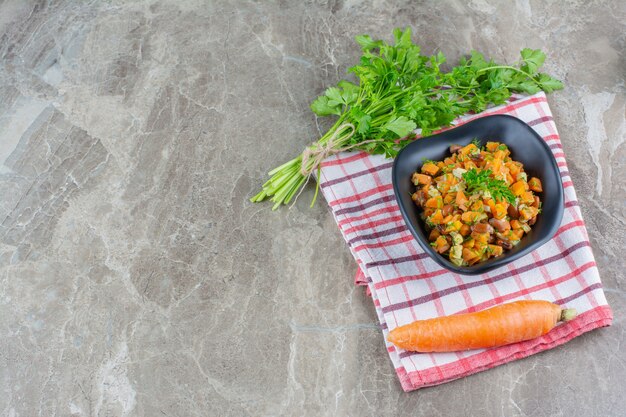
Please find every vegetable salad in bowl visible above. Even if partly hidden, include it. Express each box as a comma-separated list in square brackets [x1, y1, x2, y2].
[411, 141, 542, 267]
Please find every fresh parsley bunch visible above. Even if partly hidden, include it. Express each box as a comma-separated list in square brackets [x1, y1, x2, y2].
[251, 27, 562, 210]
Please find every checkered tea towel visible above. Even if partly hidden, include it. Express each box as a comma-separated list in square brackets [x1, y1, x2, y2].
[317, 92, 613, 391]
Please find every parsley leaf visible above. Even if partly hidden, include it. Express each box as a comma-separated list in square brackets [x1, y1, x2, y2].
[384, 116, 417, 137]
[355, 34, 383, 51]
[310, 95, 341, 116]
[536, 73, 564, 93]
[350, 106, 372, 134]
[520, 48, 546, 74]
[324, 87, 346, 107]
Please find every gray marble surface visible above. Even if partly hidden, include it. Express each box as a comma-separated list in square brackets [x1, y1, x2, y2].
[0, 1, 624, 416]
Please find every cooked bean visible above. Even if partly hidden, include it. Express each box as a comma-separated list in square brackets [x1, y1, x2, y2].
[507, 204, 519, 219]
[532, 195, 540, 208]
[412, 190, 427, 207]
[489, 218, 511, 233]
[496, 239, 513, 250]
[472, 222, 494, 234]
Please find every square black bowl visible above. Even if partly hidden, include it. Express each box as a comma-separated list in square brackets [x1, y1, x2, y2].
[392, 114, 564, 275]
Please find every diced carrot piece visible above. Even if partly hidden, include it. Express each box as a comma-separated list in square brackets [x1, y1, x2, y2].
[463, 238, 475, 248]
[521, 191, 535, 204]
[488, 158, 502, 174]
[493, 149, 507, 160]
[492, 203, 507, 220]
[443, 193, 455, 204]
[425, 196, 443, 208]
[423, 208, 434, 217]
[473, 242, 484, 253]
[444, 220, 462, 234]
[505, 173, 514, 184]
[412, 173, 432, 186]
[430, 209, 444, 225]
[463, 160, 477, 170]
[442, 215, 453, 224]
[456, 191, 468, 210]
[422, 162, 440, 176]
[459, 224, 471, 237]
[471, 231, 489, 244]
[488, 244, 503, 257]
[519, 206, 538, 222]
[459, 143, 478, 156]
[528, 177, 543, 192]
[511, 229, 525, 240]
[469, 253, 483, 265]
[506, 161, 522, 177]
[510, 220, 522, 230]
[434, 236, 450, 253]
[462, 248, 478, 262]
[435, 174, 456, 194]
[510, 180, 528, 197]
[461, 211, 481, 224]
[474, 243, 490, 259]
[470, 200, 483, 212]
[485, 142, 499, 152]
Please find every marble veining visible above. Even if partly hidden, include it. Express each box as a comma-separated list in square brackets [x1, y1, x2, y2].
[0, 1, 624, 416]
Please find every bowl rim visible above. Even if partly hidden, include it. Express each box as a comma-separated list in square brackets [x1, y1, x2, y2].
[392, 114, 564, 276]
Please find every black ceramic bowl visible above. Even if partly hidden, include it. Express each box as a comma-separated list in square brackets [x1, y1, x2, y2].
[392, 115, 564, 275]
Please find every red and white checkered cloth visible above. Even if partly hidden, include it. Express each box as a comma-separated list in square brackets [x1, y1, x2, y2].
[317, 92, 613, 391]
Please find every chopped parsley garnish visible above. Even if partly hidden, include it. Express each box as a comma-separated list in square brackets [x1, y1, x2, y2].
[462, 168, 516, 204]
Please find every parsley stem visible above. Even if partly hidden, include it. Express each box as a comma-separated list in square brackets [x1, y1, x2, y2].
[478, 65, 536, 81]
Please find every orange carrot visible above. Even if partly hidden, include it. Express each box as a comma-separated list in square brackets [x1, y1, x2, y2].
[425, 196, 443, 209]
[510, 180, 528, 197]
[459, 224, 471, 237]
[412, 173, 432, 186]
[492, 203, 507, 220]
[421, 162, 440, 176]
[427, 209, 441, 224]
[387, 300, 577, 352]
[528, 177, 543, 192]
[443, 193, 455, 205]
[461, 211, 481, 223]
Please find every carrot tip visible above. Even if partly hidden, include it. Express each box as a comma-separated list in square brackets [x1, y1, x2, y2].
[560, 308, 577, 322]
